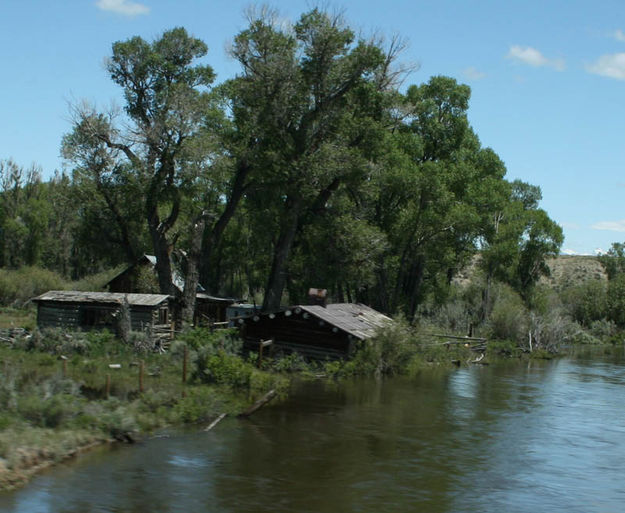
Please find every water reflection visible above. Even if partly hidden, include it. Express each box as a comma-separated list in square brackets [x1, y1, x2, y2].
[2, 356, 625, 512]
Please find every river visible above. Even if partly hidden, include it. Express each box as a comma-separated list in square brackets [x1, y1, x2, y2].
[1, 349, 625, 512]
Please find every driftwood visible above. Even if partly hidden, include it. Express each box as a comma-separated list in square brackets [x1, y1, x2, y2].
[204, 413, 227, 431]
[238, 389, 277, 418]
[469, 353, 489, 365]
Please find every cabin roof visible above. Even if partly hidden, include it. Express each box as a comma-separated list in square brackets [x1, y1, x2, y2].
[244, 303, 391, 340]
[32, 291, 170, 307]
[106, 254, 204, 293]
[298, 303, 391, 340]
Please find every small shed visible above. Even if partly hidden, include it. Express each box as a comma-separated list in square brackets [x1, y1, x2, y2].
[106, 255, 236, 325]
[240, 303, 392, 359]
[32, 291, 171, 333]
[106, 254, 188, 294]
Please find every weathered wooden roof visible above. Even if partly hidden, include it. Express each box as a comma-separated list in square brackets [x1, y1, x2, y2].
[106, 254, 204, 293]
[32, 291, 170, 307]
[297, 303, 391, 340]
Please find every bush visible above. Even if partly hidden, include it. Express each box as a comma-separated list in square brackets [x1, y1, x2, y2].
[177, 328, 242, 353]
[486, 283, 528, 343]
[194, 350, 253, 388]
[560, 280, 607, 326]
[343, 318, 417, 377]
[528, 310, 579, 351]
[0, 267, 66, 307]
[607, 274, 625, 327]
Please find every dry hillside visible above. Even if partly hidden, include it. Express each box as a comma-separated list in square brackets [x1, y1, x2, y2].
[454, 254, 607, 290]
[541, 255, 607, 290]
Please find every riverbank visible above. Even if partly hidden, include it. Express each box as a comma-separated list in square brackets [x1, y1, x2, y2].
[0, 321, 617, 492]
[0, 327, 290, 491]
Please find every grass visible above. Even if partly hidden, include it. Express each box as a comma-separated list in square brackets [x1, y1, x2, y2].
[0, 307, 36, 330]
[0, 327, 288, 491]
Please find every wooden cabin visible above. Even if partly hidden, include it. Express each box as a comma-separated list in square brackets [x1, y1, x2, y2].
[239, 303, 392, 359]
[32, 291, 171, 333]
[107, 254, 184, 294]
[106, 255, 236, 325]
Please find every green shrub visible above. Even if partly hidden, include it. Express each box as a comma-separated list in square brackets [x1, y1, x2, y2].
[17, 393, 80, 428]
[172, 387, 224, 424]
[343, 319, 417, 377]
[177, 327, 242, 353]
[194, 350, 253, 388]
[607, 274, 625, 327]
[271, 352, 309, 373]
[0, 267, 66, 307]
[487, 284, 528, 343]
[560, 280, 607, 326]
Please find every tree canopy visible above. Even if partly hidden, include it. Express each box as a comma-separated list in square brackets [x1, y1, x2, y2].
[1, 8, 564, 324]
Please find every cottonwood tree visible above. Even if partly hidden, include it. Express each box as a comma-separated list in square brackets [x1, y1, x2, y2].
[227, 8, 394, 312]
[367, 77, 506, 319]
[479, 180, 563, 303]
[64, 28, 223, 322]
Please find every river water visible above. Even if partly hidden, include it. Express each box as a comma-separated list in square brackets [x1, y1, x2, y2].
[2, 350, 625, 512]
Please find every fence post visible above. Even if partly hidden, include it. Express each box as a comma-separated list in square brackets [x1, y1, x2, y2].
[139, 360, 144, 393]
[181, 345, 188, 398]
[105, 374, 110, 399]
[258, 339, 273, 368]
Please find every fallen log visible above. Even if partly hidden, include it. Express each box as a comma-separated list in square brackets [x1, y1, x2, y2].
[204, 413, 227, 432]
[238, 389, 277, 418]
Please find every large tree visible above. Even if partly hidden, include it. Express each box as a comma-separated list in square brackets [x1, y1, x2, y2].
[227, 8, 393, 312]
[64, 28, 221, 322]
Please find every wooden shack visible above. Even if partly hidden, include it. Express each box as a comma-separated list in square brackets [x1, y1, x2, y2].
[106, 255, 236, 325]
[239, 303, 392, 359]
[106, 254, 183, 294]
[32, 291, 171, 333]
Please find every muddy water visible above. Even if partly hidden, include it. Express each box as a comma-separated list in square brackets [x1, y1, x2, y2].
[2, 350, 625, 512]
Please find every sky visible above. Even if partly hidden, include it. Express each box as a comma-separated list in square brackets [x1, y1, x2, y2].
[1, 0, 624, 255]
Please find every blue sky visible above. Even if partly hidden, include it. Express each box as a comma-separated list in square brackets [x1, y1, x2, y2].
[1, 0, 624, 255]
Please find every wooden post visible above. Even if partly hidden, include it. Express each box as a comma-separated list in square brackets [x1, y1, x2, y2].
[62, 359, 67, 378]
[139, 360, 144, 393]
[105, 374, 110, 399]
[182, 345, 188, 384]
[258, 339, 273, 368]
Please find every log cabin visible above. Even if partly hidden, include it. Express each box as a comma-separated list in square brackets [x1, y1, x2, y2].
[239, 302, 392, 359]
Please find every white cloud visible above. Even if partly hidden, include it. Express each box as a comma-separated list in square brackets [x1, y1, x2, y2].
[562, 248, 579, 255]
[586, 53, 625, 80]
[560, 221, 580, 230]
[613, 29, 625, 42]
[96, 0, 149, 16]
[506, 45, 565, 71]
[592, 219, 625, 232]
[462, 67, 486, 80]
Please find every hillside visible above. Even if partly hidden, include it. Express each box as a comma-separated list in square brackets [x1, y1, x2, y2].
[541, 255, 607, 290]
[455, 254, 607, 290]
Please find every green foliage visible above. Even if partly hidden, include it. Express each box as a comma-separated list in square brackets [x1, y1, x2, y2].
[0, 267, 66, 306]
[560, 280, 607, 326]
[271, 352, 310, 373]
[341, 319, 417, 377]
[176, 327, 241, 353]
[193, 350, 253, 388]
[486, 283, 528, 343]
[598, 242, 625, 280]
[607, 274, 625, 327]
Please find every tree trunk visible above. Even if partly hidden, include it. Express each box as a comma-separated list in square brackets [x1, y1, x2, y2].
[180, 216, 206, 326]
[200, 160, 250, 292]
[262, 200, 302, 312]
[147, 213, 175, 297]
[408, 255, 426, 322]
